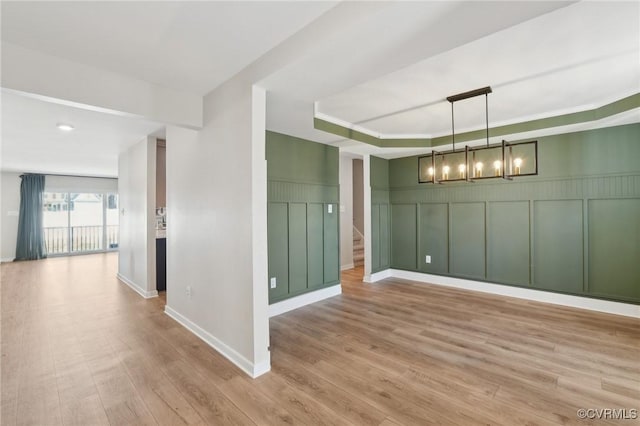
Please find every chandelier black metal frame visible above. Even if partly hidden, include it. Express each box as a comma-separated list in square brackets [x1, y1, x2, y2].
[418, 86, 538, 184]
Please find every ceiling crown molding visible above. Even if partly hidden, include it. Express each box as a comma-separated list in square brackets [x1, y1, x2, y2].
[314, 93, 640, 148]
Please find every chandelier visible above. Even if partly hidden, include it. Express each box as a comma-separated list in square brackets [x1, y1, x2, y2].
[419, 86, 538, 184]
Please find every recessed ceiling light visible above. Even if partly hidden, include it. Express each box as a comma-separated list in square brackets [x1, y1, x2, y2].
[57, 123, 74, 131]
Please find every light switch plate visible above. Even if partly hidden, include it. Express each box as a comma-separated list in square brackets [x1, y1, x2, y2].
[328, 204, 333, 213]
[270, 277, 276, 289]
[425, 255, 431, 264]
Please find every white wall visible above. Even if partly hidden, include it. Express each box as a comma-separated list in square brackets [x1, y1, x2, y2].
[0, 172, 118, 261]
[1, 172, 22, 261]
[339, 154, 353, 269]
[164, 83, 270, 378]
[117, 136, 156, 298]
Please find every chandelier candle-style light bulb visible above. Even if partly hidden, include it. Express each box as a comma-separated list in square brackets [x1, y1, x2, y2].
[458, 164, 465, 178]
[442, 165, 450, 180]
[493, 160, 502, 176]
[475, 162, 483, 177]
[428, 167, 434, 176]
[513, 157, 523, 175]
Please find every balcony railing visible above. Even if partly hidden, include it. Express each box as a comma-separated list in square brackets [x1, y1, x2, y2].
[44, 225, 119, 255]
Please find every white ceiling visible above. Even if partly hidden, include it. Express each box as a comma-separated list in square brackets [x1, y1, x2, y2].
[1, 1, 638, 176]
[1, 91, 162, 177]
[317, 1, 640, 137]
[0, 1, 337, 176]
[1, 1, 337, 96]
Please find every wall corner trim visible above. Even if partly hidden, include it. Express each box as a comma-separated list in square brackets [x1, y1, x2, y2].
[117, 273, 158, 299]
[164, 305, 269, 378]
[375, 269, 639, 318]
[340, 263, 355, 271]
[364, 269, 392, 283]
[269, 284, 342, 318]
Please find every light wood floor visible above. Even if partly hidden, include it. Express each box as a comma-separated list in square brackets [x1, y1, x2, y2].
[1, 253, 638, 425]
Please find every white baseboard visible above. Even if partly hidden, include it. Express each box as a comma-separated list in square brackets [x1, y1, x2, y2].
[117, 273, 158, 299]
[363, 269, 391, 283]
[369, 269, 640, 319]
[269, 284, 342, 318]
[164, 305, 270, 378]
[0, 258, 14, 263]
[340, 263, 354, 271]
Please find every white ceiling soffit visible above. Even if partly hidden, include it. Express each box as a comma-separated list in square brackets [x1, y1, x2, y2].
[1, 1, 338, 96]
[1, 91, 162, 177]
[316, 1, 640, 138]
[266, 93, 338, 144]
[263, 1, 572, 145]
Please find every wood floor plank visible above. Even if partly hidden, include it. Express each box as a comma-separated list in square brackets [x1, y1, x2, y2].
[2, 254, 638, 425]
[60, 394, 110, 426]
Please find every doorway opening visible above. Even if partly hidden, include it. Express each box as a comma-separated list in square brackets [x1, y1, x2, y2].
[352, 159, 364, 270]
[339, 153, 365, 282]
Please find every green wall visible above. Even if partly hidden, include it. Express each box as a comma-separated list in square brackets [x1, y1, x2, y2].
[267, 131, 340, 304]
[383, 123, 640, 303]
[371, 156, 391, 273]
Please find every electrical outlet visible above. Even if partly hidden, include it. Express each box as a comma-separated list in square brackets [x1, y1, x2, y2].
[186, 285, 192, 298]
[327, 204, 333, 214]
[270, 277, 277, 289]
[425, 255, 431, 264]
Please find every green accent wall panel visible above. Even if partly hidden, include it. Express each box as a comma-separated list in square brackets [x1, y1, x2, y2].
[288, 203, 308, 294]
[372, 204, 381, 272]
[372, 189, 390, 204]
[370, 156, 390, 189]
[533, 200, 583, 294]
[307, 203, 324, 288]
[371, 156, 391, 273]
[323, 204, 339, 284]
[450, 203, 486, 280]
[382, 124, 640, 303]
[371, 203, 391, 273]
[267, 131, 338, 185]
[267, 131, 340, 304]
[268, 202, 289, 300]
[487, 201, 530, 286]
[379, 204, 390, 268]
[391, 204, 417, 270]
[268, 181, 339, 203]
[419, 203, 448, 274]
[588, 199, 640, 301]
[389, 156, 420, 188]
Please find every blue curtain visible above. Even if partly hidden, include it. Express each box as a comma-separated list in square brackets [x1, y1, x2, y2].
[15, 174, 47, 260]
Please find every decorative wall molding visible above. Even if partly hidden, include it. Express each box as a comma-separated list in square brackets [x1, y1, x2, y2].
[165, 305, 270, 378]
[390, 173, 640, 204]
[369, 269, 640, 318]
[269, 284, 342, 318]
[268, 180, 339, 203]
[116, 273, 158, 299]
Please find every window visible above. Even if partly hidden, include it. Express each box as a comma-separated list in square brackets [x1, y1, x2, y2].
[43, 192, 119, 255]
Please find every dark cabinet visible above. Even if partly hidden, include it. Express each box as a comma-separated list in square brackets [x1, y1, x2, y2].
[156, 238, 166, 292]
